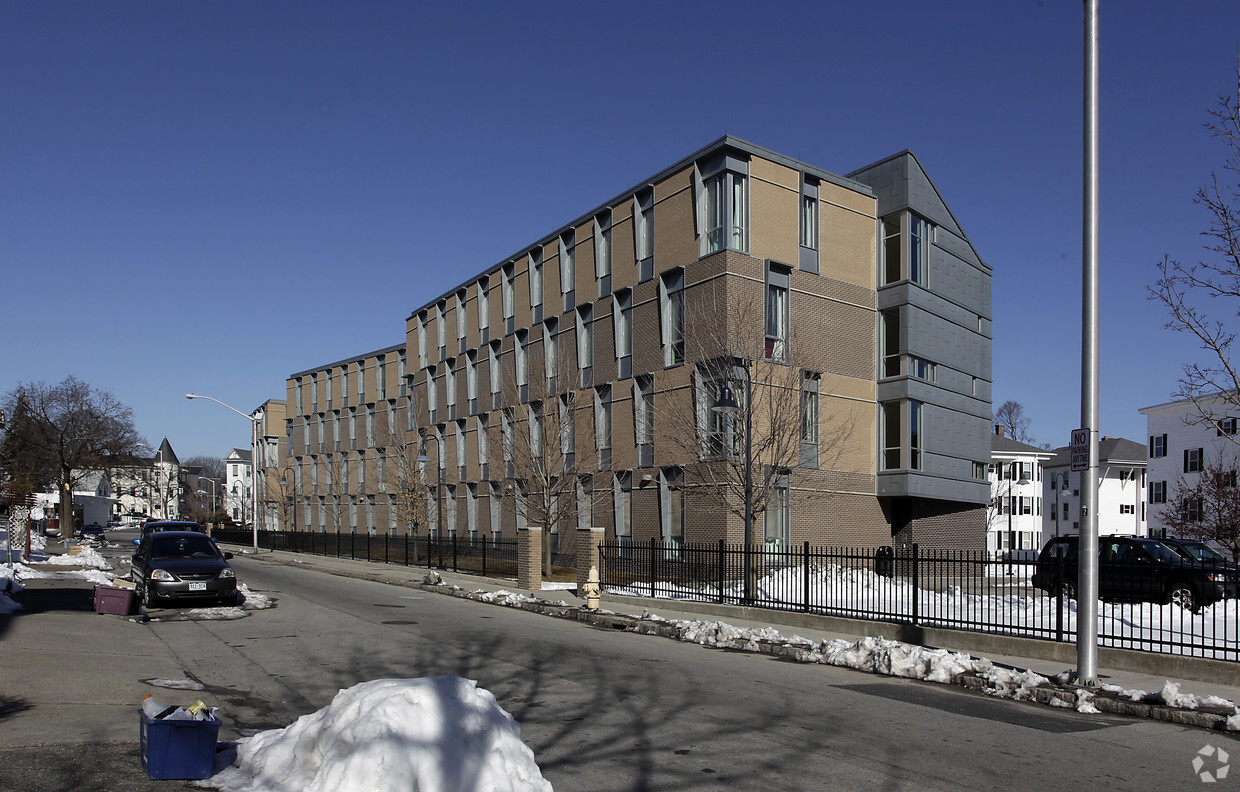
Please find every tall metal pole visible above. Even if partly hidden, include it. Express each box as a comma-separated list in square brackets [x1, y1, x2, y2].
[1078, 0, 1101, 686]
[186, 393, 260, 553]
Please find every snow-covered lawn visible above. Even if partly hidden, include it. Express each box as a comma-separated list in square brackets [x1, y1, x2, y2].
[608, 562, 1240, 660]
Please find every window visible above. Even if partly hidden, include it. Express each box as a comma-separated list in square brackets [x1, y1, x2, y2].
[613, 472, 632, 556]
[799, 177, 819, 273]
[501, 408, 515, 477]
[477, 414, 489, 476]
[489, 341, 502, 408]
[973, 461, 987, 479]
[881, 401, 901, 470]
[634, 375, 654, 467]
[528, 402, 544, 466]
[910, 400, 923, 470]
[1220, 417, 1239, 436]
[478, 276, 490, 340]
[764, 472, 790, 552]
[1120, 504, 1135, 514]
[613, 289, 632, 378]
[576, 474, 592, 531]
[576, 305, 593, 387]
[559, 394, 575, 470]
[765, 262, 790, 362]
[1184, 496, 1203, 522]
[489, 483, 502, 544]
[881, 309, 900, 378]
[1149, 433, 1167, 458]
[910, 356, 936, 382]
[595, 386, 611, 451]
[456, 290, 468, 353]
[1185, 447, 1204, 473]
[417, 312, 429, 368]
[659, 268, 685, 367]
[660, 467, 685, 559]
[435, 301, 447, 359]
[594, 210, 612, 297]
[341, 367, 350, 405]
[466, 351, 478, 414]
[501, 262, 515, 334]
[881, 212, 932, 286]
[543, 320, 558, 388]
[800, 371, 819, 467]
[634, 189, 654, 281]
[445, 358, 457, 419]
[696, 158, 748, 255]
[455, 420, 467, 478]
[1149, 480, 1167, 504]
[377, 359, 386, 400]
[426, 367, 437, 422]
[559, 231, 575, 311]
[528, 250, 543, 322]
[697, 362, 743, 460]
[515, 331, 529, 402]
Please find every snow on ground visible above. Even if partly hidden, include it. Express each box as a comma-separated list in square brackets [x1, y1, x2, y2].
[201, 677, 553, 792]
[145, 677, 207, 691]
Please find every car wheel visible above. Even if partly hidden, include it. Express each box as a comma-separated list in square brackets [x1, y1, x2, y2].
[1057, 579, 1076, 601]
[141, 580, 157, 609]
[1168, 584, 1199, 612]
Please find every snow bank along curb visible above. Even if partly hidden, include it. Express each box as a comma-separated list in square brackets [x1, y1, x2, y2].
[415, 575, 1240, 734]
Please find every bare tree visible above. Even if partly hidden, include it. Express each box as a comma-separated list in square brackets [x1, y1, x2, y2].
[1, 377, 144, 540]
[1149, 64, 1240, 431]
[655, 293, 856, 544]
[1160, 448, 1240, 561]
[993, 400, 1036, 445]
[184, 455, 226, 480]
[386, 435, 432, 559]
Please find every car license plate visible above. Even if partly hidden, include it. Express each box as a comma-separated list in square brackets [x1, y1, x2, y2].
[188, 582, 206, 591]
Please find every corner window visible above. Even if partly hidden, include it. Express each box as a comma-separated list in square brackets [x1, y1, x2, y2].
[881, 211, 933, 286]
[695, 154, 748, 256]
[764, 262, 790, 362]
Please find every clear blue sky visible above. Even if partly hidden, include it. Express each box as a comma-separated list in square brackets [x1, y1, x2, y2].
[2, 1, 1237, 460]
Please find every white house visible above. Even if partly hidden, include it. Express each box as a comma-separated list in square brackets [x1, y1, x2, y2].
[1041, 436, 1147, 540]
[225, 448, 253, 526]
[988, 431, 1053, 560]
[1139, 393, 1240, 538]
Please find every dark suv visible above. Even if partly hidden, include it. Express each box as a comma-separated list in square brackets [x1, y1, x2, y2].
[1159, 538, 1239, 599]
[1030, 535, 1236, 611]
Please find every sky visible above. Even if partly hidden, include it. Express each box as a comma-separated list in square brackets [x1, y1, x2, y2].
[3, 1, 1239, 460]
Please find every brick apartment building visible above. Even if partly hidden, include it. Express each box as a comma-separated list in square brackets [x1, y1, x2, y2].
[278, 136, 993, 554]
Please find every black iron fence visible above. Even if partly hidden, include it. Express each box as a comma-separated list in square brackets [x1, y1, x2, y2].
[600, 538, 1240, 662]
[212, 528, 520, 580]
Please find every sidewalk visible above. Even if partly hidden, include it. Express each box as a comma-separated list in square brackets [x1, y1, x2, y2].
[228, 544, 1240, 732]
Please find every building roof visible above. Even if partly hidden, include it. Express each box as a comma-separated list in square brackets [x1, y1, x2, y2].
[226, 448, 252, 462]
[991, 435, 1049, 455]
[154, 437, 179, 465]
[1045, 436, 1147, 468]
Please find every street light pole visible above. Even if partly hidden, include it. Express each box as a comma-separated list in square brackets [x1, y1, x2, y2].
[186, 393, 260, 553]
[416, 432, 443, 567]
[712, 360, 754, 603]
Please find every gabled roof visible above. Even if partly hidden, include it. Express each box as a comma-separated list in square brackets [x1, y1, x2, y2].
[992, 435, 1049, 455]
[1045, 436, 1148, 468]
[225, 448, 252, 463]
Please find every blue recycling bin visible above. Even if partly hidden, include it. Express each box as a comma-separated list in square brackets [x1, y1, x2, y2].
[139, 710, 221, 780]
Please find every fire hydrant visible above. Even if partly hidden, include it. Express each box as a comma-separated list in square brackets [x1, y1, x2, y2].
[582, 565, 601, 610]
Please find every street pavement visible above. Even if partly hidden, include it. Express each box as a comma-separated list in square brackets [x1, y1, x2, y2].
[3, 535, 1240, 791]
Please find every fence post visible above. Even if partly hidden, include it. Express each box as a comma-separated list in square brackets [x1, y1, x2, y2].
[481, 537, 488, 578]
[911, 543, 920, 627]
[717, 539, 725, 604]
[577, 527, 605, 599]
[452, 533, 458, 572]
[516, 525, 541, 590]
[1055, 552, 1064, 642]
[649, 536, 658, 598]
[803, 541, 811, 613]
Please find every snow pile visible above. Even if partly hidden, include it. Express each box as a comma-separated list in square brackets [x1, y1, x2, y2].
[39, 544, 112, 569]
[204, 677, 552, 792]
[14, 561, 114, 586]
[813, 636, 984, 683]
[978, 665, 1050, 701]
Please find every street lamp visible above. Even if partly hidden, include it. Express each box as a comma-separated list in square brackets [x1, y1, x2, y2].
[712, 360, 754, 602]
[198, 476, 219, 517]
[416, 432, 443, 565]
[186, 393, 261, 552]
[280, 466, 296, 535]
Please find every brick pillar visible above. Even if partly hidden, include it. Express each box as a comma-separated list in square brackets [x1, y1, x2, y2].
[576, 527, 605, 596]
[517, 525, 542, 591]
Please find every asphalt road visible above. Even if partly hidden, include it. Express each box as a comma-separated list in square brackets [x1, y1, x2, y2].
[4, 533, 1237, 791]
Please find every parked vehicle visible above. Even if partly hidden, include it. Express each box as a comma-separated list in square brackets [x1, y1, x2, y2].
[131, 531, 236, 607]
[1159, 538, 1239, 599]
[79, 524, 106, 543]
[1030, 535, 1236, 611]
[132, 520, 208, 546]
